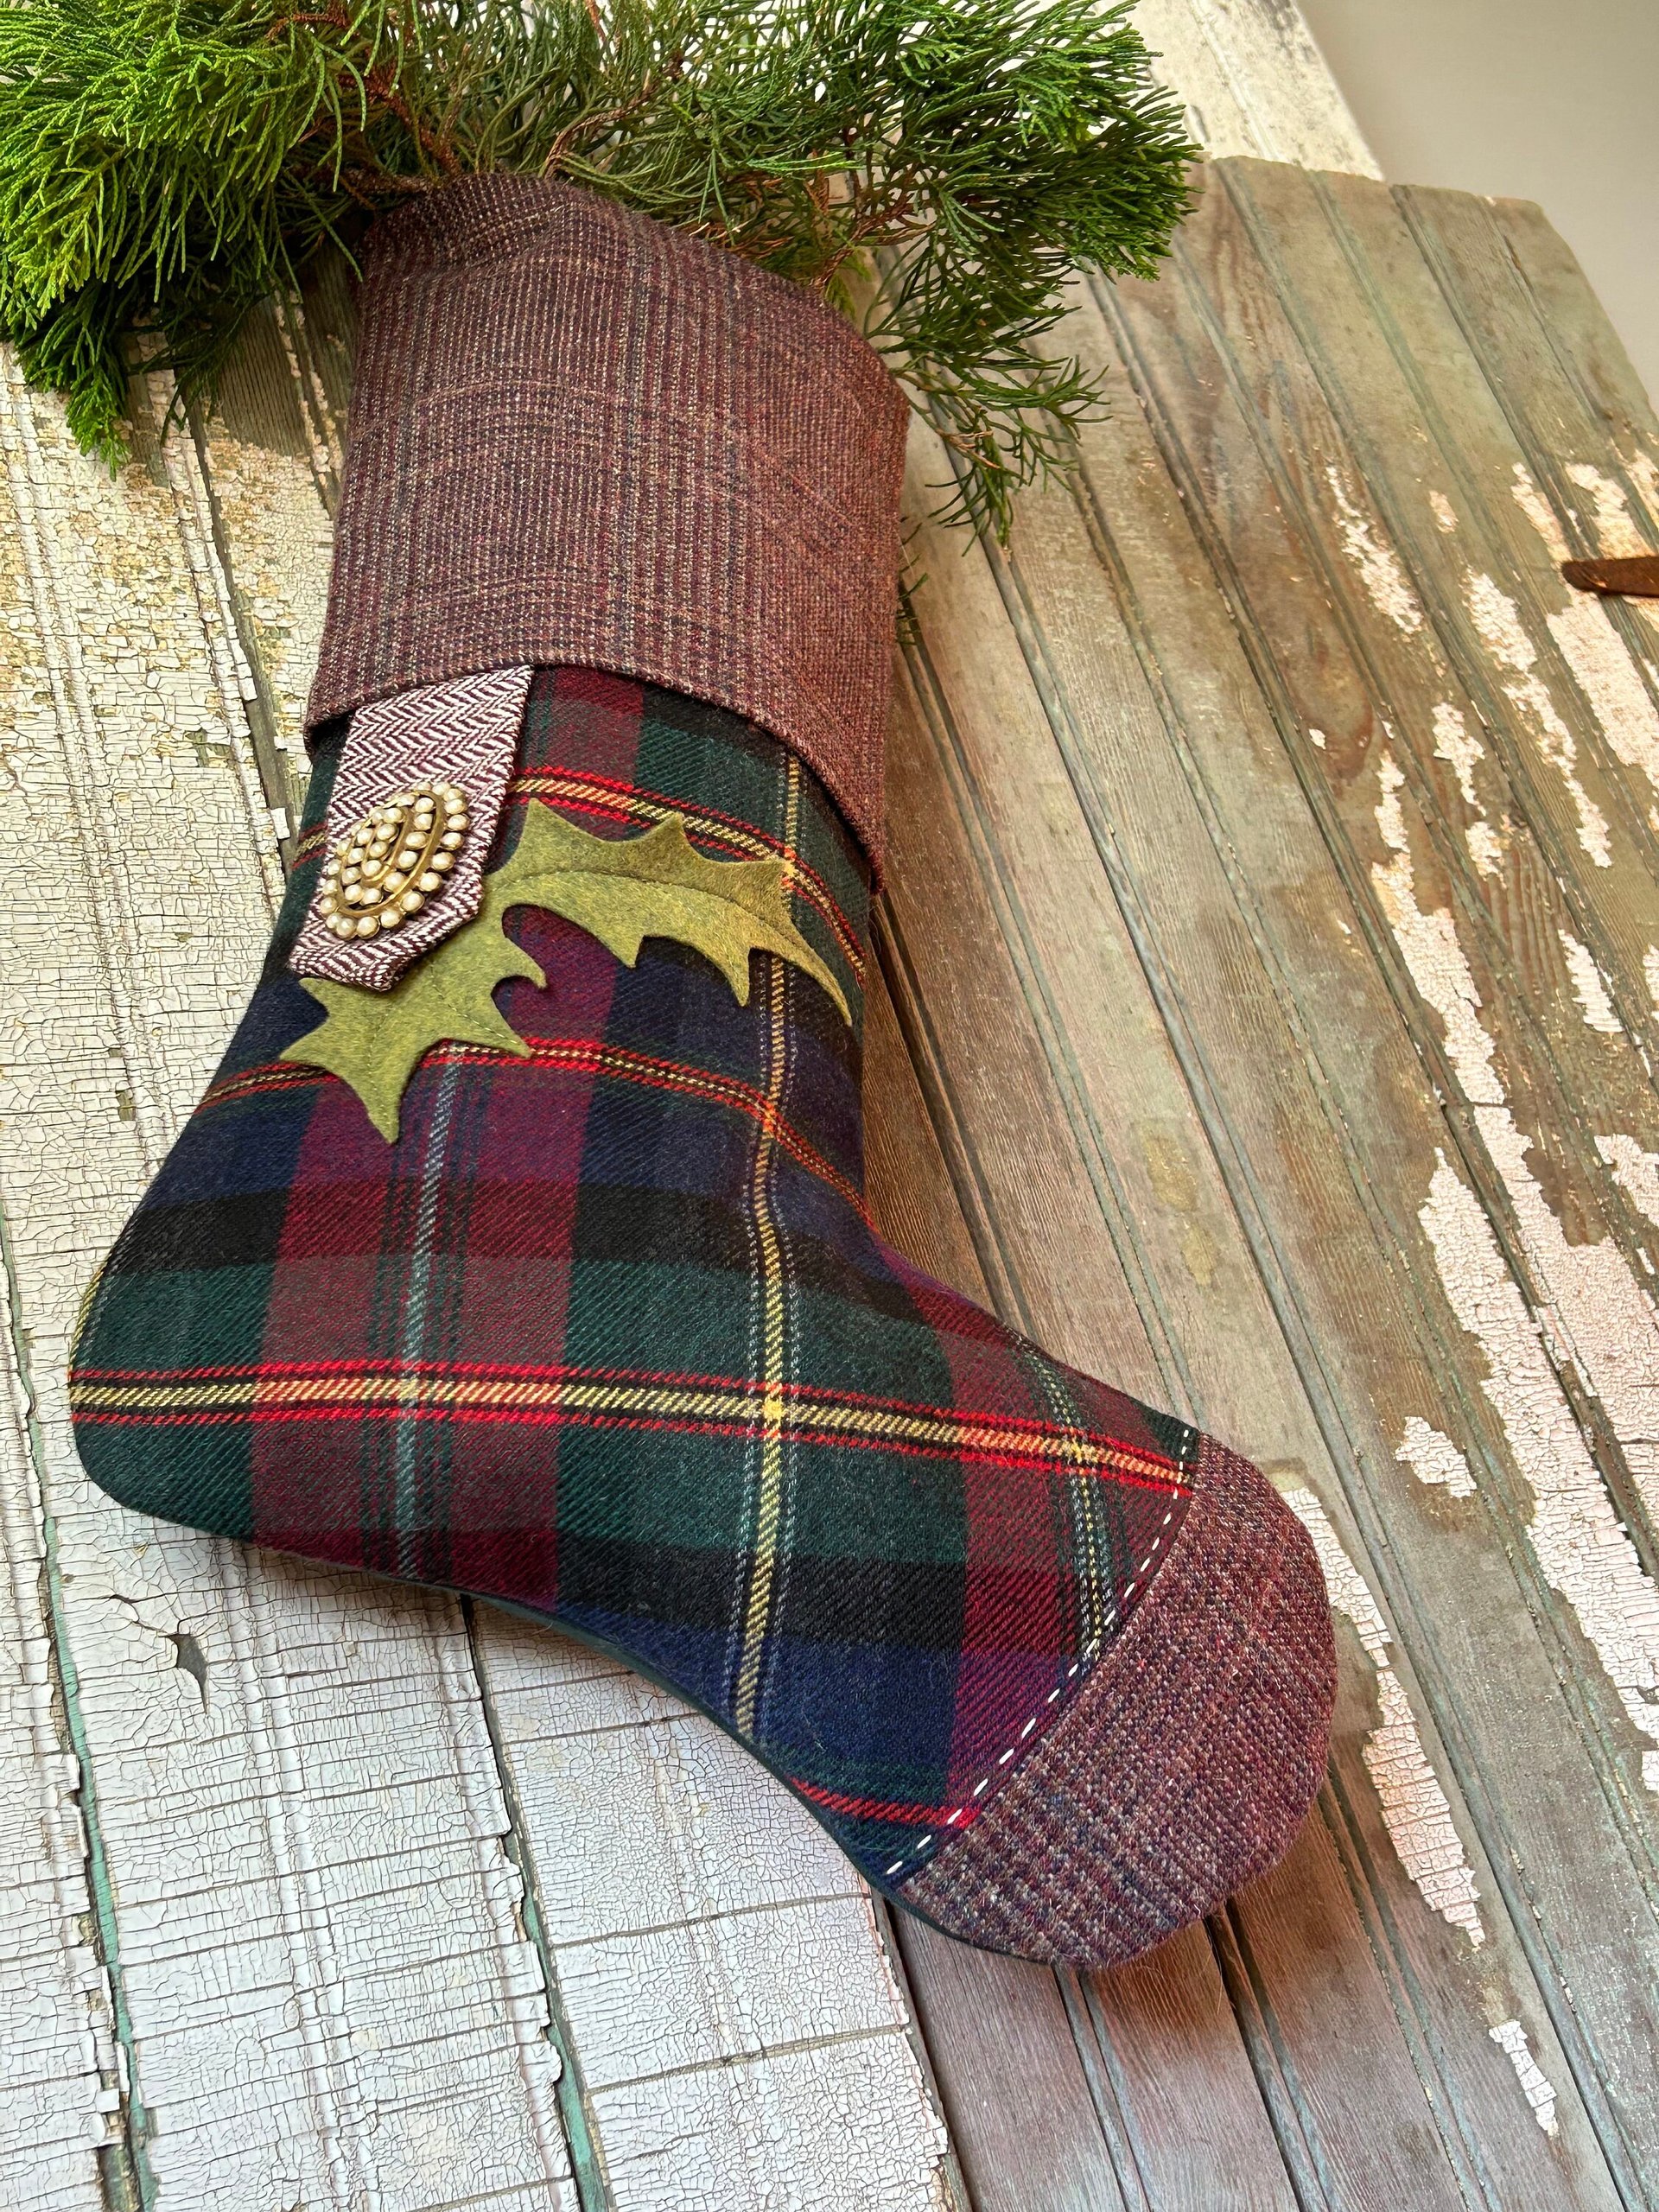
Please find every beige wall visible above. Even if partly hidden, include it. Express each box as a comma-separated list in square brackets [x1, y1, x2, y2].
[1297, 0, 1659, 408]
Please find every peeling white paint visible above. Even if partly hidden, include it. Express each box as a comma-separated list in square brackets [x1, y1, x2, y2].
[1546, 595, 1659, 804]
[1372, 755, 1659, 1524]
[1432, 701, 1484, 805]
[1566, 462, 1652, 558]
[1284, 1489, 1485, 1943]
[1421, 1155, 1659, 1790]
[1326, 464, 1425, 634]
[1374, 753, 1500, 1098]
[1466, 818, 1508, 879]
[1430, 489, 1459, 535]
[1598, 1135, 1659, 1231]
[1489, 2019, 1560, 2137]
[1646, 946, 1659, 1018]
[1427, 698, 1506, 874]
[1510, 464, 1569, 563]
[1465, 572, 1611, 868]
[1396, 1417, 1477, 1499]
[1560, 932, 1624, 1035]
[1507, 464, 1659, 806]
[1624, 450, 1659, 530]
[1308, 726, 1327, 749]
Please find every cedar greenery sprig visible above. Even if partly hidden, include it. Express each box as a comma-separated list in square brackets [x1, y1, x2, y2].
[0, 0, 1198, 533]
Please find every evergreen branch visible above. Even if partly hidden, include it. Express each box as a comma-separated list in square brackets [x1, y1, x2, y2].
[0, 0, 1198, 534]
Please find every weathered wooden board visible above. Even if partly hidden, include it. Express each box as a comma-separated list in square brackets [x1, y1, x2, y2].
[3, 12, 1659, 2204]
[878, 428, 1630, 2209]
[0, 359, 582, 2212]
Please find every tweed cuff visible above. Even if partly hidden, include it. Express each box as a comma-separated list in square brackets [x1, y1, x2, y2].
[306, 175, 910, 866]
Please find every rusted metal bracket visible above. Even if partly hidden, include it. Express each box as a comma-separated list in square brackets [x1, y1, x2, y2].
[1560, 555, 1659, 597]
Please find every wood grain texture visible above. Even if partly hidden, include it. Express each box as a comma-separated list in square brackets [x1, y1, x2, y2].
[1134, 0, 1380, 176]
[885, 413, 1630, 2209]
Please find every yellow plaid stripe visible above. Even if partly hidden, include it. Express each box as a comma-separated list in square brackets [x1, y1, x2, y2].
[69, 1366, 1187, 1487]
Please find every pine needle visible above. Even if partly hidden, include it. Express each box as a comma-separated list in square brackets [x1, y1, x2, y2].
[0, 0, 1198, 532]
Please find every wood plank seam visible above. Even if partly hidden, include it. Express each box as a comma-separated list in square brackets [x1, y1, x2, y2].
[179, 406, 310, 853]
[1392, 189, 1659, 723]
[1116, 168, 1659, 1791]
[1088, 232, 1659, 1595]
[0, 1207, 144, 2209]
[900, 520, 1576, 2202]
[902, 389, 1645, 2185]
[1096, 216, 1659, 1294]
[871, 908, 1297, 2209]
[1284, 170, 1659, 1021]
[1052, 224, 1659, 2194]
[1057, 349, 1659, 1885]
[894, 608, 1207, 1415]
[1085, 237, 1659, 1795]
[898, 493, 1574, 2202]
[463, 1598, 617, 2212]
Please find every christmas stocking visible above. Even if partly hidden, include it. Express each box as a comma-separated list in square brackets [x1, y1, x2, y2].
[71, 179, 1334, 1967]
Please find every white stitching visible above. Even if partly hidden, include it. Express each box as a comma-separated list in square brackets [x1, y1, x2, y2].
[877, 1482, 1188, 1884]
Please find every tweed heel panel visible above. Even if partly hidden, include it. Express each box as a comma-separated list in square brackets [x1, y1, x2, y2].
[894, 1439, 1337, 1965]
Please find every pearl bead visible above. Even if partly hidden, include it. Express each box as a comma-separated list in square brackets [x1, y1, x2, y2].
[417, 871, 442, 893]
[354, 914, 379, 938]
[400, 889, 425, 914]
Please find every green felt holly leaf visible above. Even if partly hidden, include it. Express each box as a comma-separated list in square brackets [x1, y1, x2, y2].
[281, 903, 544, 1143]
[283, 804, 849, 1141]
[510, 803, 851, 1027]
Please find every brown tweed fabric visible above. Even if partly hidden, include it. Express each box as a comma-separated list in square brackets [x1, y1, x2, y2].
[307, 176, 909, 864]
[898, 1441, 1335, 1966]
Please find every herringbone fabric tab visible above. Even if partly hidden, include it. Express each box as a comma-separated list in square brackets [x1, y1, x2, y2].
[291, 665, 532, 988]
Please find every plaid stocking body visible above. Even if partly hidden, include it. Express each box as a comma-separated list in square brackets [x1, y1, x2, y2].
[72, 670, 1332, 1963]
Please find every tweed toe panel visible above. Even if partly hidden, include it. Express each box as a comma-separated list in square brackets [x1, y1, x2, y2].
[896, 1438, 1336, 1967]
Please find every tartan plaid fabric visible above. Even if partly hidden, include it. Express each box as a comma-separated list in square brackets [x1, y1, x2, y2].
[71, 670, 1329, 1949]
